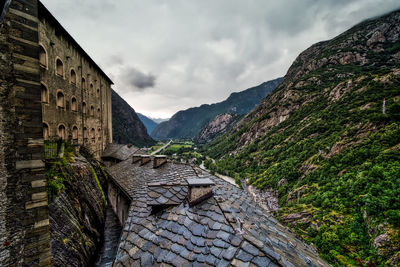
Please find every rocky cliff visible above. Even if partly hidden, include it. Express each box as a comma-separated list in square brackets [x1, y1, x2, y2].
[206, 9, 400, 266]
[112, 90, 155, 147]
[47, 147, 108, 266]
[151, 78, 282, 139]
[196, 113, 241, 144]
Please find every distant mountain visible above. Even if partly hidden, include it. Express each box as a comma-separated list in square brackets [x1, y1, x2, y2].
[137, 113, 158, 135]
[151, 78, 282, 140]
[205, 9, 400, 266]
[151, 117, 169, 124]
[112, 90, 155, 147]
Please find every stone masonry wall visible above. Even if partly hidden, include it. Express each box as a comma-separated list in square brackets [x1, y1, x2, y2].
[0, 0, 51, 265]
[38, 3, 112, 158]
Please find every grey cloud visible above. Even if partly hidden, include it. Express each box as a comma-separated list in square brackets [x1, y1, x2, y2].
[106, 55, 124, 67]
[120, 66, 156, 91]
[41, 0, 400, 118]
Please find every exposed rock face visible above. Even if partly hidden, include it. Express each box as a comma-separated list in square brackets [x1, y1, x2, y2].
[152, 78, 282, 139]
[229, 11, 400, 148]
[112, 90, 155, 147]
[49, 154, 108, 266]
[196, 113, 241, 144]
[247, 185, 279, 212]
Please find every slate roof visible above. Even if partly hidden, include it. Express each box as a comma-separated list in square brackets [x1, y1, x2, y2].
[147, 185, 188, 206]
[108, 158, 328, 267]
[102, 144, 141, 162]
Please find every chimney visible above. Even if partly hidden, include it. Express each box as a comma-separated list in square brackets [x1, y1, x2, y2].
[140, 155, 151, 165]
[187, 178, 215, 206]
[132, 154, 141, 163]
[153, 155, 167, 168]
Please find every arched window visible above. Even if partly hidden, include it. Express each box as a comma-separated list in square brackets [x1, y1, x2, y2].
[90, 128, 95, 139]
[82, 78, 86, 90]
[83, 127, 88, 139]
[90, 83, 94, 92]
[41, 83, 49, 103]
[71, 97, 77, 111]
[58, 124, 66, 140]
[56, 58, 64, 77]
[72, 126, 78, 140]
[97, 107, 101, 117]
[90, 105, 94, 116]
[82, 102, 87, 114]
[43, 123, 49, 140]
[57, 91, 65, 108]
[70, 69, 76, 84]
[39, 45, 47, 68]
[96, 88, 100, 97]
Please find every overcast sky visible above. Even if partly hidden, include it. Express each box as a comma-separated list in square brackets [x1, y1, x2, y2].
[41, 0, 400, 119]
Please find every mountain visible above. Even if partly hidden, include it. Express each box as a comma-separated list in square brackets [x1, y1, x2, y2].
[137, 113, 158, 135]
[151, 117, 169, 124]
[151, 78, 282, 139]
[112, 90, 155, 147]
[205, 10, 400, 266]
[196, 113, 241, 144]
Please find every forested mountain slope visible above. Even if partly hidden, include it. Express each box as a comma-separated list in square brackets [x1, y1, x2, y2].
[205, 10, 400, 266]
[112, 90, 155, 147]
[151, 78, 282, 139]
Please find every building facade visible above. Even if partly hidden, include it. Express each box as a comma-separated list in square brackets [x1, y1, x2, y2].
[0, 0, 112, 265]
[38, 2, 113, 158]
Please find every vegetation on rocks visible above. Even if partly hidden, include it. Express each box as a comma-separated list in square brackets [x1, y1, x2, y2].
[204, 10, 400, 266]
[44, 141, 109, 266]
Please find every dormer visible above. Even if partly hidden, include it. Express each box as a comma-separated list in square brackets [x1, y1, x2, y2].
[187, 178, 215, 206]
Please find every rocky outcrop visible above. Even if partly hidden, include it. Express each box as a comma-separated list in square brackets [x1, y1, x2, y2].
[49, 152, 108, 266]
[196, 113, 241, 144]
[152, 78, 282, 139]
[112, 89, 155, 147]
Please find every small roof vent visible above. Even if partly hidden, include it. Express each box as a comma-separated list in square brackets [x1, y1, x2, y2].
[153, 155, 167, 168]
[132, 154, 142, 163]
[187, 178, 215, 206]
[140, 155, 151, 165]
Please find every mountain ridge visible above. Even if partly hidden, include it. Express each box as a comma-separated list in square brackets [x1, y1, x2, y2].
[137, 113, 158, 135]
[151, 77, 282, 139]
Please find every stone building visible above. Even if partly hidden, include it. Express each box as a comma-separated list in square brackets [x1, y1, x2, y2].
[38, 2, 113, 157]
[0, 0, 112, 265]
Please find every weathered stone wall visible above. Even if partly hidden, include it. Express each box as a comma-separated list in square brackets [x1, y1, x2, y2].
[0, 0, 51, 265]
[38, 3, 112, 158]
[108, 181, 130, 226]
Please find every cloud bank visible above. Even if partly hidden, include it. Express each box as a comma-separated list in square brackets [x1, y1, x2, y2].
[41, 0, 400, 118]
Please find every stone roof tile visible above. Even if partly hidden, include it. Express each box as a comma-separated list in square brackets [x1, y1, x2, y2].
[109, 158, 329, 267]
